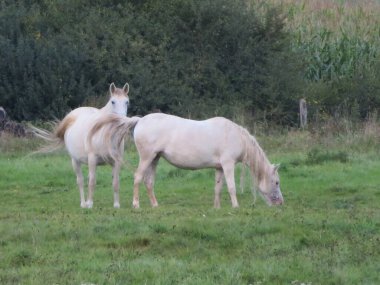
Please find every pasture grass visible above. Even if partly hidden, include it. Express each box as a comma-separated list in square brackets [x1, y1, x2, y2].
[0, 131, 379, 284]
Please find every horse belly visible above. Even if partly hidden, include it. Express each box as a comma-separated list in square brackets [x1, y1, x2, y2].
[162, 147, 220, 170]
[64, 129, 88, 163]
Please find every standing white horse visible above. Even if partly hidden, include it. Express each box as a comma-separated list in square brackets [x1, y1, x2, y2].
[32, 82, 136, 208]
[89, 113, 284, 208]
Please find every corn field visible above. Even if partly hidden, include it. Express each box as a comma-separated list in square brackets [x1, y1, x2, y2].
[262, 0, 380, 81]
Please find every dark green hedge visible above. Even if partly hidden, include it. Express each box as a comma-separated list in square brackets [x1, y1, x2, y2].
[0, 0, 379, 124]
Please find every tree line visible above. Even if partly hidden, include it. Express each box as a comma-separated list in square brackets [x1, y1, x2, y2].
[0, 0, 379, 125]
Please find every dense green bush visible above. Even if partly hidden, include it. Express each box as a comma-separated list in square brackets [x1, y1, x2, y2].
[0, 0, 379, 124]
[0, 0, 303, 123]
[0, 1, 98, 120]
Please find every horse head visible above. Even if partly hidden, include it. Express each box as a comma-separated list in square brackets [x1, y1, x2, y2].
[108, 82, 130, 116]
[258, 164, 284, 206]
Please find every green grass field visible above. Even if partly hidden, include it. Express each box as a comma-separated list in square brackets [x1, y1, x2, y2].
[0, 132, 379, 285]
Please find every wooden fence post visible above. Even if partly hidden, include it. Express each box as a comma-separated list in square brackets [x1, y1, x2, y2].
[299, 99, 307, 129]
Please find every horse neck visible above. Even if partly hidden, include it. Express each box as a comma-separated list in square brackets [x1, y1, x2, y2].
[100, 100, 113, 114]
[241, 128, 271, 185]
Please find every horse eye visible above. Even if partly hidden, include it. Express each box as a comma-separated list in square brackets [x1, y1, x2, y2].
[111, 101, 115, 105]
[126, 101, 129, 105]
[276, 181, 279, 186]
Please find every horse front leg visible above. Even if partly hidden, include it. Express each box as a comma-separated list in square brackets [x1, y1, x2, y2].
[112, 161, 121, 208]
[71, 158, 86, 208]
[222, 162, 239, 208]
[214, 168, 224, 208]
[86, 154, 97, 208]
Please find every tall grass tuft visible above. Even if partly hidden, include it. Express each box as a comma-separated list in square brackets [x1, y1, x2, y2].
[0, 133, 40, 155]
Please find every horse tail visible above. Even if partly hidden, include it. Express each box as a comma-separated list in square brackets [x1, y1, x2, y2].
[29, 121, 64, 154]
[54, 114, 76, 141]
[29, 114, 75, 154]
[87, 114, 140, 164]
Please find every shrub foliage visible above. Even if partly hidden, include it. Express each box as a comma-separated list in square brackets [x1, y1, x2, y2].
[0, 0, 379, 124]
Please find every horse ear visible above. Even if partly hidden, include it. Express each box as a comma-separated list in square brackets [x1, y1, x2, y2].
[273, 164, 280, 172]
[123, 82, 129, 94]
[109, 83, 116, 95]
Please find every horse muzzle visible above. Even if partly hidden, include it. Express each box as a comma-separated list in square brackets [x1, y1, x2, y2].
[269, 191, 284, 206]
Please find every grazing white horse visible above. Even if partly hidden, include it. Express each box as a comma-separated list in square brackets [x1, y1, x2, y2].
[89, 113, 284, 208]
[32, 83, 135, 208]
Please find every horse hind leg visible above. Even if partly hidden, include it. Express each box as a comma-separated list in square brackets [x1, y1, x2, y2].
[71, 158, 86, 208]
[214, 168, 224, 208]
[222, 162, 239, 208]
[133, 153, 158, 208]
[143, 156, 160, 207]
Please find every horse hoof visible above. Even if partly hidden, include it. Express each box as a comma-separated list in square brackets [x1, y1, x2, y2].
[86, 201, 93, 208]
[114, 203, 120, 209]
[80, 202, 87, 208]
[132, 202, 140, 209]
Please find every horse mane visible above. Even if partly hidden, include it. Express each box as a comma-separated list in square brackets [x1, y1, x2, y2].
[238, 126, 271, 186]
